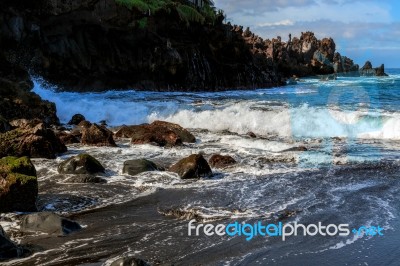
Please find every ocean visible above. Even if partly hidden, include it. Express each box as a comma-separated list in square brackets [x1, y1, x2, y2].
[4, 69, 400, 265]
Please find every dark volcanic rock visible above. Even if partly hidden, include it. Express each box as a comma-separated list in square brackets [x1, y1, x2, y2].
[68, 114, 86, 125]
[123, 159, 161, 176]
[0, 156, 38, 212]
[209, 154, 237, 168]
[58, 154, 105, 174]
[56, 131, 80, 145]
[0, 122, 67, 159]
[0, 0, 282, 91]
[116, 121, 194, 147]
[0, 225, 21, 260]
[169, 154, 212, 179]
[360, 61, 388, 76]
[0, 55, 59, 124]
[0, 116, 11, 133]
[81, 123, 117, 147]
[247, 131, 257, 138]
[20, 212, 82, 235]
[110, 256, 150, 266]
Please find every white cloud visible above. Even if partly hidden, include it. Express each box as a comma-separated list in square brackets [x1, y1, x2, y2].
[257, 19, 294, 27]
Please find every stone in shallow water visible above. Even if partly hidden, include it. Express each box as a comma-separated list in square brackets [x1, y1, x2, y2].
[122, 159, 161, 176]
[208, 154, 237, 168]
[169, 154, 212, 179]
[58, 153, 105, 174]
[20, 212, 82, 236]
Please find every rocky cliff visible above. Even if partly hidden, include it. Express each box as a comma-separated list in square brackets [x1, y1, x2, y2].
[0, 0, 387, 95]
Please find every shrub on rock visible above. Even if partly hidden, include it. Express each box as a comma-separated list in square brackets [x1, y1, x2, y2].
[0, 156, 38, 212]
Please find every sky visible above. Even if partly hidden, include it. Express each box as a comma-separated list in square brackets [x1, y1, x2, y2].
[213, 0, 400, 68]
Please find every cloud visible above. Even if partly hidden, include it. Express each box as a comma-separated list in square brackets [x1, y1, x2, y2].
[257, 19, 294, 27]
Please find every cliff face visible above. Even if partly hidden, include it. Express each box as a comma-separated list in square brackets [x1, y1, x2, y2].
[0, 0, 284, 91]
[0, 0, 386, 93]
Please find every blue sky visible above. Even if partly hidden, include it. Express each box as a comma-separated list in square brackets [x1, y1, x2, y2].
[214, 0, 400, 68]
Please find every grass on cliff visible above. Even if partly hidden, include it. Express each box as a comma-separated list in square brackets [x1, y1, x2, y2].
[115, 0, 223, 26]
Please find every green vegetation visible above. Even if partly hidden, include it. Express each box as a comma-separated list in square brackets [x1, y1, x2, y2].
[115, 0, 224, 27]
[176, 4, 205, 25]
[0, 156, 37, 177]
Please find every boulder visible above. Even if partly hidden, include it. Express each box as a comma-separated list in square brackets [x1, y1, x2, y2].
[58, 154, 105, 174]
[56, 131, 80, 145]
[110, 256, 150, 266]
[0, 156, 38, 212]
[169, 154, 212, 179]
[81, 123, 117, 147]
[247, 131, 256, 138]
[20, 212, 82, 236]
[0, 225, 21, 260]
[68, 114, 86, 125]
[0, 122, 67, 159]
[151, 121, 196, 143]
[122, 159, 161, 176]
[116, 121, 195, 147]
[208, 154, 237, 168]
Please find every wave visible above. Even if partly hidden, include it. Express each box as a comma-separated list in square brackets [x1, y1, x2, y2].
[33, 76, 400, 140]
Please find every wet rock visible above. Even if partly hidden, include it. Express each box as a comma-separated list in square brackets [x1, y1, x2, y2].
[0, 57, 59, 125]
[68, 114, 86, 125]
[208, 154, 237, 168]
[169, 154, 212, 179]
[0, 225, 22, 260]
[116, 121, 195, 147]
[56, 131, 80, 145]
[81, 123, 117, 147]
[62, 174, 107, 184]
[360, 61, 388, 76]
[151, 121, 196, 143]
[58, 154, 105, 174]
[247, 131, 257, 138]
[110, 256, 150, 266]
[0, 156, 38, 212]
[77, 120, 92, 128]
[0, 122, 67, 159]
[123, 159, 161, 176]
[282, 146, 308, 152]
[20, 212, 82, 236]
